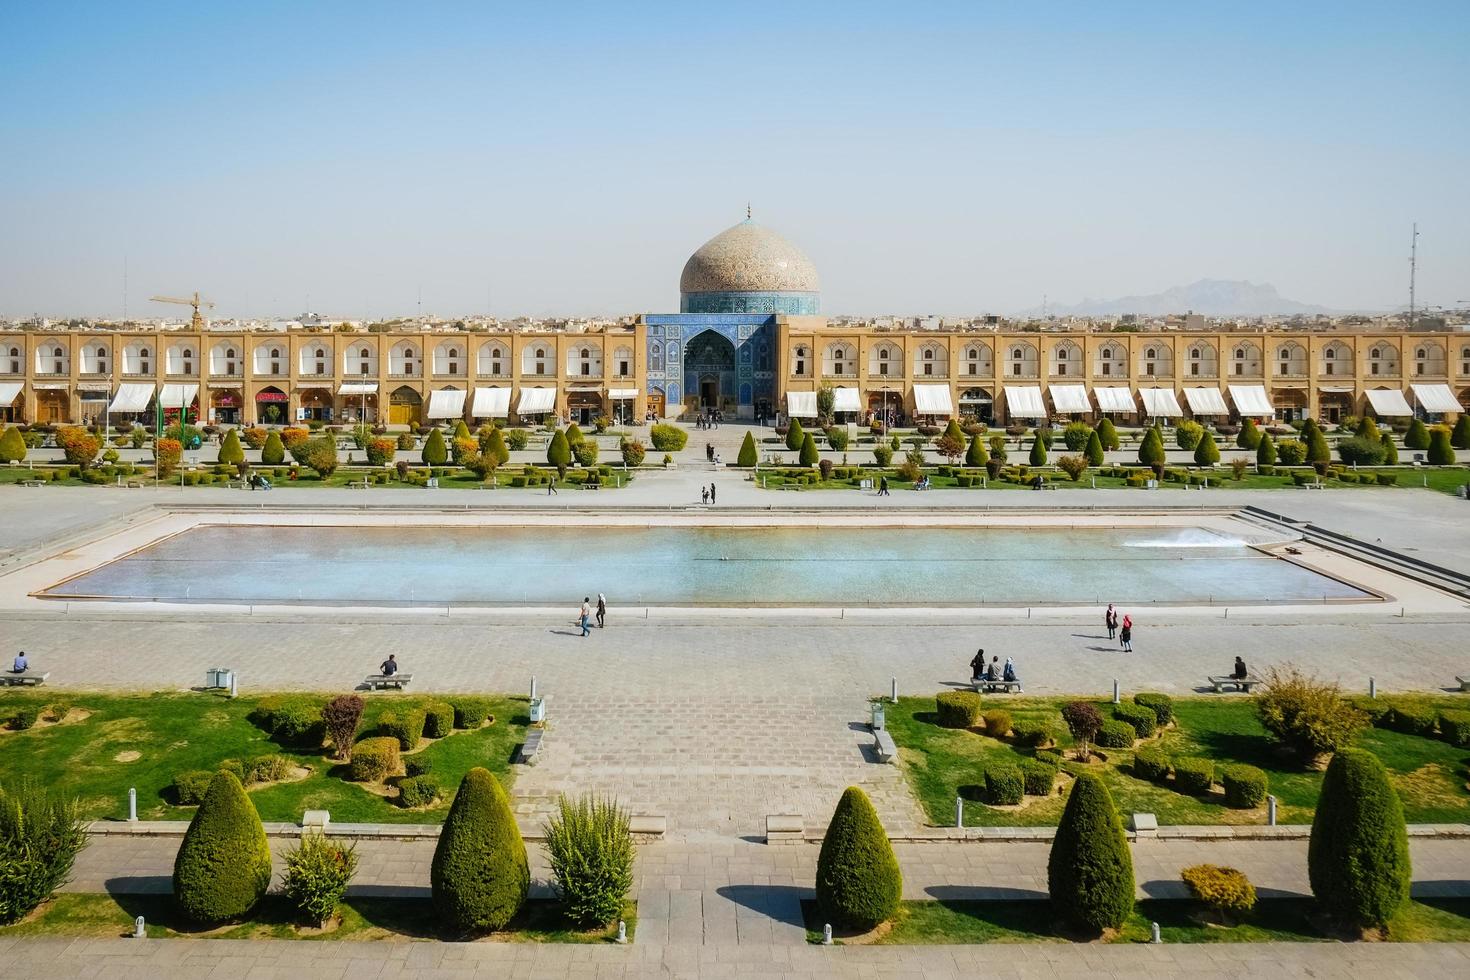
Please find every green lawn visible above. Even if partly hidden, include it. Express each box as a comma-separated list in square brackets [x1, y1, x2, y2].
[804, 897, 1470, 944]
[0, 465, 633, 490]
[0, 691, 528, 823]
[885, 694, 1470, 827]
[0, 893, 635, 943]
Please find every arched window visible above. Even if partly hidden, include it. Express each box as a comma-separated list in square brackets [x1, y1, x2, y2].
[793, 345, 808, 377]
[210, 344, 240, 377]
[390, 342, 421, 376]
[1006, 343, 1037, 378]
[346, 345, 376, 377]
[869, 341, 902, 377]
[433, 343, 462, 376]
[569, 345, 602, 376]
[522, 344, 550, 377]
[612, 346, 633, 377]
[478, 341, 509, 377]
[824, 342, 856, 377]
[6, 347, 18, 374]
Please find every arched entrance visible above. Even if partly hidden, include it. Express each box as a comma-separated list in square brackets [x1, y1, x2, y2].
[298, 387, 334, 423]
[958, 387, 994, 425]
[389, 386, 422, 427]
[1272, 388, 1307, 423]
[36, 389, 69, 424]
[211, 389, 241, 425]
[255, 386, 288, 425]
[684, 331, 736, 414]
[646, 387, 666, 420]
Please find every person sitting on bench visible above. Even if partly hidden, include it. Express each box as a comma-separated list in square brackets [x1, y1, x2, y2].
[985, 656, 1000, 682]
[10, 651, 27, 674]
[379, 654, 399, 676]
[1232, 656, 1248, 681]
[1002, 656, 1018, 684]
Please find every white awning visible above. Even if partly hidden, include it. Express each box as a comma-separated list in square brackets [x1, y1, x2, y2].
[426, 388, 467, 420]
[1093, 386, 1136, 413]
[1183, 387, 1229, 415]
[1048, 384, 1090, 414]
[517, 387, 557, 415]
[913, 383, 954, 416]
[31, 382, 69, 391]
[1228, 384, 1273, 416]
[109, 383, 154, 414]
[339, 382, 377, 395]
[472, 387, 511, 418]
[0, 382, 21, 405]
[77, 381, 111, 392]
[786, 391, 818, 419]
[1318, 386, 1354, 393]
[159, 383, 198, 409]
[607, 387, 639, 400]
[1412, 383, 1461, 414]
[1139, 387, 1183, 417]
[832, 386, 861, 412]
[1365, 388, 1414, 417]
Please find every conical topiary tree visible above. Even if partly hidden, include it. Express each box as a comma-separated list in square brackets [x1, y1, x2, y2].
[966, 433, 988, 467]
[737, 431, 757, 467]
[1427, 426, 1455, 465]
[942, 418, 964, 447]
[546, 430, 570, 477]
[785, 417, 805, 453]
[1193, 432, 1220, 467]
[172, 771, 272, 924]
[565, 423, 584, 447]
[1305, 422, 1331, 467]
[1084, 429, 1104, 467]
[217, 429, 244, 467]
[1237, 417, 1261, 450]
[0, 425, 27, 463]
[1308, 748, 1410, 932]
[1379, 432, 1398, 465]
[485, 427, 510, 466]
[814, 787, 902, 930]
[1047, 772, 1134, 934]
[453, 419, 471, 442]
[422, 428, 448, 466]
[1404, 417, 1429, 450]
[1029, 434, 1047, 466]
[1138, 425, 1166, 471]
[261, 430, 285, 465]
[799, 431, 819, 468]
[1256, 432, 1277, 466]
[1096, 417, 1120, 451]
[1453, 414, 1470, 451]
[431, 767, 529, 934]
[1355, 415, 1381, 444]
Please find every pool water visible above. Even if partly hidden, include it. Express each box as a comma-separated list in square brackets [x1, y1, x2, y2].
[40, 524, 1370, 606]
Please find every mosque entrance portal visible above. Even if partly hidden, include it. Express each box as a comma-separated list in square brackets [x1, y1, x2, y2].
[685, 330, 736, 414]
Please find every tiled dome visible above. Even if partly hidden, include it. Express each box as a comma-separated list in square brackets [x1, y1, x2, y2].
[679, 220, 820, 300]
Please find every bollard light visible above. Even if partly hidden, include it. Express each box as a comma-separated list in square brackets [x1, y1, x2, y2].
[1151, 921, 1162, 944]
[1267, 795, 1278, 827]
[228, 673, 238, 699]
[530, 676, 538, 701]
[128, 787, 137, 822]
[616, 920, 627, 944]
[890, 677, 897, 703]
[1112, 678, 1120, 704]
[1368, 676, 1376, 699]
[822, 923, 833, 945]
[133, 915, 146, 939]
[955, 796, 964, 829]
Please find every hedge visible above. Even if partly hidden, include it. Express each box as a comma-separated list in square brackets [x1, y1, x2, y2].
[379, 709, 427, 751]
[249, 695, 325, 746]
[1221, 764, 1268, 808]
[1112, 702, 1156, 739]
[1439, 710, 1470, 747]
[431, 767, 530, 934]
[1019, 759, 1057, 796]
[935, 691, 983, 729]
[982, 709, 1012, 738]
[1173, 757, 1215, 795]
[450, 697, 495, 729]
[1182, 864, 1257, 917]
[349, 737, 400, 782]
[1047, 773, 1134, 933]
[1387, 703, 1437, 737]
[398, 775, 441, 808]
[1094, 719, 1135, 748]
[1308, 748, 1411, 930]
[984, 764, 1024, 805]
[814, 786, 902, 930]
[423, 702, 455, 740]
[172, 772, 272, 924]
[1132, 692, 1173, 726]
[1132, 746, 1170, 783]
[173, 770, 216, 805]
[1034, 748, 1064, 767]
[1010, 721, 1052, 747]
[405, 756, 434, 778]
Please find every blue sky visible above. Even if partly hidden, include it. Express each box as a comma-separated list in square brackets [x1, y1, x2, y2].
[1, 1, 1466, 317]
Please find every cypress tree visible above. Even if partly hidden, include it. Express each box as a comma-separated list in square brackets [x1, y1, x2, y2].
[431, 768, 529, 934]
[217, 429, 244, 466]
[965, 433, 988, 467]
[1029, 434, 1047, 466]
[1236, 418, 1261, 450]
[1256, 433, 1277, 466]
[0, 426, 27, 463]
[422, 428, 448, 466]
[814, 787, 902, 930]
[1138, 426, 1166, 469]
[785, 418, 805, 453]
[737, 431, 758, 467]
[1047, 772, 1134, 934]
[1404, 417, 1429, 450]
[942, 418, 964, 446]
[1306, 425, 1331, 466]
[1084, 429, 1104, 467]
[799, 431, 819, 467]
[1308, 748, 1410, 931]
[1452, 414, 1470, 451]
[1355, 415, 1381, 444]
[1096, 417, 1120, 451]
[486, 427, 510, 466]
[1193, 433, 1220, 466]
[546, 430, 570, 476]
[1427, 426, 1455, 465]
[261, 430, 285, 465]
[1379, 432, 1398, 465]
[453, 419, 471, 442]
[172, 771, 272, 924]
[565, 423, 584, 447]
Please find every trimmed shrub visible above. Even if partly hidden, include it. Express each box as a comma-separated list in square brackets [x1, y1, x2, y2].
[1379, 433, 1398, 465]
[1255, 665, 1367, 761]
[984, 764, 1024, 805]
[1182, 864, 1256, 918]
[172, 771, 272, 924]
[8, 708, 38, 731]
[1028, 435, 1047, 466]
[321, 694, 364, 762]
[935, 691, 983, 728]
[450, 697, 494, 729]
[282, 831, 358, 926]
[543, 793, 635, 928]
[1112, 701, 1156, 739]
[1019, 759, 1056, 796]
[247, 755, 294, 784]
[1133, 746, 1170, 783]
[1437, 709, 1470, 747]
[0, 779, 87, 925]
[1094, 719, 1135, 748]
[1386, 702, 1437, 737]
[348, 737, 400, 782]
[1221, 764, 1268, 808]
[1309, 748, 1411, 930]
[1337, 435, 1386, 466]
[0, 425, 28, 463]
[173, 770, 215, 805]
[398, 775, 441, 808]
[1237, 418, 1262, 450]
[217, 429, 244, 466]
[1047, 773, 1134, 933]
[815, 786, 902, 930]
[1404, 417, 1430, 450]
[423, 701, 455, 740]
[260, 430, 285, 465]
[1085, 429, 1105, 467]
[379, 709, 426, 751]
[737, 431, 758, 467]
[405, 755, 434, 778]
[1096, 417, 1120, 450]
[1427, 426, 1455, 465]
[1010, 721, 1052, 747]
[250, 695, 325, 746]
[1132, 692, 1173, 726]
[1172, 757, 1215, 795]
[982, 709, 1012, 738]
[422, 428, 448, 466]
[1277, 439, 1307, 465]
[649, 423, 688, 452]
[1061, 701, 1104, 757]
[431, 767, 530, 934]
[1034, 748, 1064, 767]
[799, 431, 819, 467]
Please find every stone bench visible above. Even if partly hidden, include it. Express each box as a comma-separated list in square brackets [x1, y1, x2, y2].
[362, 673, 413, 690]
[517, 728, 544, 765]
[20, 480, 45, 488]
[873, 730, 898, 764]
[1208, 675, 1262, 693]
[765, 814, 805, 844]
[1457, 676, 1470, 693]
[2, 671, 50, 687]
[972, 678, 1023, 694]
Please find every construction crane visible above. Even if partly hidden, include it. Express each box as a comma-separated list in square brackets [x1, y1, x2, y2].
[149, 291, 215, 330]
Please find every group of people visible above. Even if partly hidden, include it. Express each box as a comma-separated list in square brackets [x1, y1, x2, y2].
[704, 443, 723, 466]
[577, 594, 608, 636]
[247, 472, 273, 491]
[969, 649, 1020, 685]
[694, 412, 722, 430]
[701, 483, 718, 505]
[1104, 603, 1133, 652]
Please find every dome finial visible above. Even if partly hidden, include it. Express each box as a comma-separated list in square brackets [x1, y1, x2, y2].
[746, 202, 751, 221]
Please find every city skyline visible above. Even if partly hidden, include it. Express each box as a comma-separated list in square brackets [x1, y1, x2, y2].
[1, 1, 1467, 319]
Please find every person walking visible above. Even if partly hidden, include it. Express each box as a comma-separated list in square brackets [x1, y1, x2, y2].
[709, 482, 716, 505]
[1119, 614, 1132, 652]
[596, 593, 607, 629]
[547, 478, 557, 496]
[701, 486, 709, 505]
[1105, 603, 1117, 640]
[878, 475, 889, 496]
[969, 648, 985, 682]
[579, 597, 592, 637]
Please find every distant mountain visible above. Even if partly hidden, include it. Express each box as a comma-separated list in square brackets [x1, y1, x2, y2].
[1022, 280, 1333, 317]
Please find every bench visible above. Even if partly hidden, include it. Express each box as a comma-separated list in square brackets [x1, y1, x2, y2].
[2, 671, 50, 687]
[971, 677, 1023, 694]
[873, 730, 898, 764]
[1208, 675, 1262, 693]
[20, 480, 45, 488]
[1304, 482, 1325, 490]
[518, 728, 544, 765]
[362, 673, 413, 690]
[1456, 676, 1470, 693]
